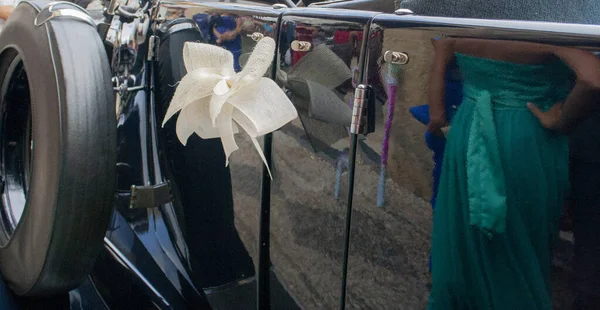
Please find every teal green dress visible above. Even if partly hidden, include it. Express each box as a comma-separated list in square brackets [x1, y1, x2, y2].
[427, 53, 574, 309]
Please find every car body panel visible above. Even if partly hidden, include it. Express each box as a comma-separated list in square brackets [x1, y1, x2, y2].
[1, 3, 597, 310]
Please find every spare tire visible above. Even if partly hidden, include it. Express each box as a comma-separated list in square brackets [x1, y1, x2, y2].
[0, 1, 116, 297]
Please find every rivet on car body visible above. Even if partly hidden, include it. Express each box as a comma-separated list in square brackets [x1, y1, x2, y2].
[247, 32, 264, 42]
[384, 51, 409, 65]
[291, 40, 311, 52]
[394, 8, 414, 15]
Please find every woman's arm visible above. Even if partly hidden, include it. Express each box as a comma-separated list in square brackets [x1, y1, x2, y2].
[220, 17, 243, 42]
[232, 17, 242, 37]
[554, 47, 600, 134]
[427, 38, 455, 135]
[553, 47, 600, 89]
[213, 25, 221, 42]
[556, 81, 600, 134]
[530, 47, 600, 134]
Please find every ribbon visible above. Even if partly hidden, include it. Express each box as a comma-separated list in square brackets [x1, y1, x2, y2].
[162, 37, 298, 179]
[465, 87, 508, 237]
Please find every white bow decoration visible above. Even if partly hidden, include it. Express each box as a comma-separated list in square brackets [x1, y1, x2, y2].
[162, 37, 298, 178]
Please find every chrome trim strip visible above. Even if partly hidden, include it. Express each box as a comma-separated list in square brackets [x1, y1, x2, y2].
[34, 2, 96, 28]
[103, 237, 171, 308]
[86, 275, 111, 310]
[202, 276, 257, 295]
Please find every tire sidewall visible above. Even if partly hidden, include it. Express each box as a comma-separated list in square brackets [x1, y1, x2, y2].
[0, 1, 116, 296]
[0, 3, 62, 295]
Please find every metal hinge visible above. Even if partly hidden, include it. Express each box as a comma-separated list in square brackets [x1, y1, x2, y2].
[147, 35, 160, 61]
[350, 85, 375, 135]
[105, 16, 122, 46]
[129, 182, 172, 209]
[351, 85, 366, 134]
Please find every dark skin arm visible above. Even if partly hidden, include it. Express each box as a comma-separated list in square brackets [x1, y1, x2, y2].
[214, 17, 242, 45]
[529, 46, 600, 134]
[427, 38, 455, 136]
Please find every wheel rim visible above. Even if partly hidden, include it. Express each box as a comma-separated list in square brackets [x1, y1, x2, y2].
[0, 54, 32, 237]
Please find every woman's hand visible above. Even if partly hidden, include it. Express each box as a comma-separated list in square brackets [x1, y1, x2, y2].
[427, 113, 448, 137]
[527, 101, 563, 132]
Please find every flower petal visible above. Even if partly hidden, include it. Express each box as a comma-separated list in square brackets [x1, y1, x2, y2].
[162, 71, 221, 126]
[215, 104, 239, 166]
[175, 98, 239, 145]
[183, 42, 234, 74]
[209, 91, 231, 126]
[250, 135, 272, 180]
[228, 78, 297, 137]
[185, 98, 221, 139]
[175, 105, 196, 146]
[233, 37, 275, 87]
[213, 78, 231, 96]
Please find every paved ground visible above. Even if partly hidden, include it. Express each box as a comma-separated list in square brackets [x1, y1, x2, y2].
[227, 116, 434, 309]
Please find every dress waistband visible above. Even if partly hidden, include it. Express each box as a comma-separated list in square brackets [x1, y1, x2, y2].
[462, 84, 533, 110]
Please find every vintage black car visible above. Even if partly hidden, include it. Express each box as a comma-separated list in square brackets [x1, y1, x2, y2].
[0, 0, 595, 309]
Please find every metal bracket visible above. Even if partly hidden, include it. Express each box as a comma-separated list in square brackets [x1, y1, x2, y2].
[136, 14, 150, 45]
[129, 182, 173, 209]
[34, 1, 96, 28]
[105, 0, 122, 15]
[112, 75, 144, 96]
[105, 15, 122, 46]
[147, 35, 160, 61]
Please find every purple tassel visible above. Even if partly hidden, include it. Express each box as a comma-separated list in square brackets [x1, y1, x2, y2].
[377, 66, 399, 207]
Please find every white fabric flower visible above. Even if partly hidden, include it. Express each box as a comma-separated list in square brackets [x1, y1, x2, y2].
[162, 37, 297, 178]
